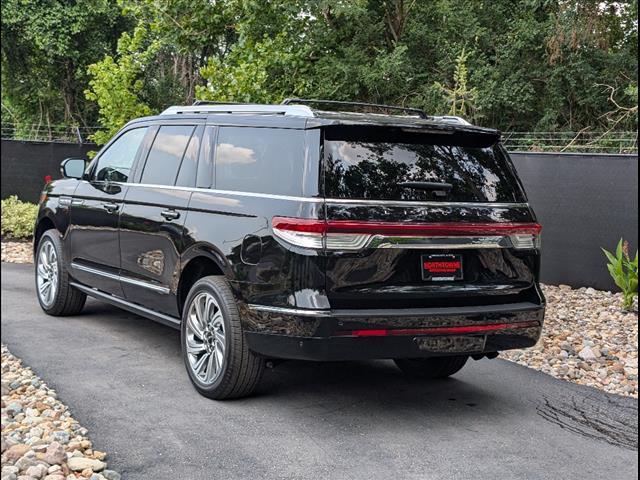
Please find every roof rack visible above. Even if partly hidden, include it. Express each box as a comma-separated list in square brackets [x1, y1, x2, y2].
[282, 98, 430, 119]
[430, 115, 472, 126]
[160, 102, 314, 117]
[160, 99, 471, 125]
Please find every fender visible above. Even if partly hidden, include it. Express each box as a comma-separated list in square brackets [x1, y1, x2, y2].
[179, 241, 235, 280]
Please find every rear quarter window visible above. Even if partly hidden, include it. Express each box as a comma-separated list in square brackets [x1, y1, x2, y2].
[323, 127, 525, 203]
[215, 127, 306, 196]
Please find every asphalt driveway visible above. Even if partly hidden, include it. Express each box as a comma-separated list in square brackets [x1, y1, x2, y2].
[1, 262, 637, 480]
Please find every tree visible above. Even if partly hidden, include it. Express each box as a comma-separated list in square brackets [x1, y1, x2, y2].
[1, 0, 129, 129]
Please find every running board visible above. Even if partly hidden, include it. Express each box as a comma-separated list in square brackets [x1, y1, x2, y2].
[70, 282, 181, 330]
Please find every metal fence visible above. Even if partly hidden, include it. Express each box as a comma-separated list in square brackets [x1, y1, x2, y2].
[0, 123, 101, 144]
[1, 122, 638, 153]
[502, 131, 638, 154]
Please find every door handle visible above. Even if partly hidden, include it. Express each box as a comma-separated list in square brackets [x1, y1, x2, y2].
[102, 202, 119, 213]
[161, 209, 180, 221]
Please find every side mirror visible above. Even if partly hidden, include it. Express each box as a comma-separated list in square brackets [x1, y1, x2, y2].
[60, 158, 86, 179]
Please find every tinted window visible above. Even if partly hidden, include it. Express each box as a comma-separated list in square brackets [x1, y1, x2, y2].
[141, 125, 195, 185]
[324, 127, 525, 202]
[215, 127, 305, 196]
[94, 127, 147, 182]
[175, 126, 202, 187]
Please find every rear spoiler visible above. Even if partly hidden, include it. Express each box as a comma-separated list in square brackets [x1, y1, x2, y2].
[322, 124, 501, 148]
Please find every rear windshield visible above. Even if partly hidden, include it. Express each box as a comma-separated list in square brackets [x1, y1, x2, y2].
[323, 127, 525, 202]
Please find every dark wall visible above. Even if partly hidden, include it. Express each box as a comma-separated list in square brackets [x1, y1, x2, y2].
[1, 140, 96, 203]
[1, 140, 638, 291]
[510, 152, 638, 291]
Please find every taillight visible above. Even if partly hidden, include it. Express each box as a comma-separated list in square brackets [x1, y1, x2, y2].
[272, 217, 541, 251]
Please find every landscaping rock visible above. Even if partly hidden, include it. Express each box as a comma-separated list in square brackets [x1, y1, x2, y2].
[44, 443, 65, 465]
[67, 458, 105, 473]
[1, 345, 120, 480]
[502, 284, 638, 398]
[1, 242, 32, 264]
[578, 346, 598, 361]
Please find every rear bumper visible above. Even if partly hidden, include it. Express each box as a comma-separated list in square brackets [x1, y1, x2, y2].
[242, 302, 545, 361]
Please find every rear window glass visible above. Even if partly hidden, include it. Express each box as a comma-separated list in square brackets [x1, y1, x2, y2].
[215, 127, 305, 196]
[323, 127, 525, 202]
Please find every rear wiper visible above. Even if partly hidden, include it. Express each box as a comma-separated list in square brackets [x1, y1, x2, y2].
[397, 181, 453, 191]
[397, 181, 453, 198]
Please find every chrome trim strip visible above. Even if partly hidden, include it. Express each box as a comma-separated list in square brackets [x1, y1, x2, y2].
[118, 182, 530, 208]
[324, 199, 530, 208]
[248, 302, 543, 318]
[248, 304, 332, 317]
[369, 235, 512, 249]
[71, 262, 119, 280]
[71, 262, 171, 295]
[123, 182, 323, 203]
[120, 276, 171, 295]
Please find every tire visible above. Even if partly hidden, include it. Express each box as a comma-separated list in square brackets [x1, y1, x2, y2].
[35, 229, 86, 316]
[181, 275, 264, 400]
[394, 355, 469, 379]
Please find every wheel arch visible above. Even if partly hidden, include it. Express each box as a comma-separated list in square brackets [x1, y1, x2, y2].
[33, 212, 59, 259]
[177, 243, 235, 316]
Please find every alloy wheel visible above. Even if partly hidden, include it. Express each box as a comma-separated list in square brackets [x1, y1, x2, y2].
[36, 240, 58, 307]
[185, 291, 227, 385]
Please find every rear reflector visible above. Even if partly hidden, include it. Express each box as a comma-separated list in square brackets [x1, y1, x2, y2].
[272, 217, 541, 251]
[335, 320, 540, 337]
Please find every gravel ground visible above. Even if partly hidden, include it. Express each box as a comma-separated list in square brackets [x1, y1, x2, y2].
[1, 240, 637, 398]
[502, 284, 638, 398]
[1, 242, 32, 264]
[1, 345, 121, 480]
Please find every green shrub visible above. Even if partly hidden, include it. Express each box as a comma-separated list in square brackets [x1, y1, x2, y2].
[602, 239, 638, 311]
[1, 196, 39, 240]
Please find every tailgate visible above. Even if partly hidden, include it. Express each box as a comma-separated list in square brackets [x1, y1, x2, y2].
[321, 125, 542, 310]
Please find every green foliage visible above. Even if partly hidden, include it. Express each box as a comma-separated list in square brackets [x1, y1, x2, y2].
[602, 239, 639, 311]
[1, 0, 130, 128]
[434, 48, 478, 119]
[1, 196, 39, 240]
[197, 33, 306, 103]
[85, 26, 156, 144]
[5, 0, 637, 140]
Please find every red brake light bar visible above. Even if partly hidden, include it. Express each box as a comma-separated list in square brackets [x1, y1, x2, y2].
[335, 320, 540, 337]
[272, 217, 541, 236]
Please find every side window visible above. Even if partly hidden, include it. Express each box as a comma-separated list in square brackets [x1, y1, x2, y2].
[93, 127, 148, 183]
[140, 125, 195, 186]
[175, 126, 202, 187]
[215, 127, 305, 196]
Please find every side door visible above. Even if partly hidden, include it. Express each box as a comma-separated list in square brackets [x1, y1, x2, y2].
[67, 126, 149, 296]
[118, 123, 204, 317]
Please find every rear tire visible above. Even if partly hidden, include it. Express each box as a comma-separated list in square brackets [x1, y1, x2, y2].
[35, 230, 86, 316]
[394, 355, 469, 379]
[181, 276, 264, 400]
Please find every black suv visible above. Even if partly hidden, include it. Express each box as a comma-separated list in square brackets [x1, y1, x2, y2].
[34, 99, 545, 399]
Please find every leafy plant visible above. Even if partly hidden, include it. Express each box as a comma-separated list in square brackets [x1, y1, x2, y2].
[602, 239, 638, 311]
[1, 196, 39, 240]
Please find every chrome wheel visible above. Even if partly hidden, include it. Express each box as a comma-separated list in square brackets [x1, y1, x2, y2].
[36, 240, 58, 307]
[185, 292, 226, 385]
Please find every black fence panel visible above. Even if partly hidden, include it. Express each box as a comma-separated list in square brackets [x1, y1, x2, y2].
[1, 140, 96, 203]
[510, 152, 638, 291]
[1, 140, 638, 291]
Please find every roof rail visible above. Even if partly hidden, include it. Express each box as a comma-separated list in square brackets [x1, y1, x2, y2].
[430, 115, 472, 126]
[282, 98, 430, 119]
[160, 103, 314, 117]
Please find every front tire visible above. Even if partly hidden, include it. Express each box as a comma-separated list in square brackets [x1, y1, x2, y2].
[35, 230, 86, 316]
[181, 276, 264, 400]
[394, 355, 469, 379]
